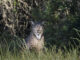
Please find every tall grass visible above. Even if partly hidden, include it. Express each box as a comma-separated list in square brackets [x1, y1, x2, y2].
[0, 31, 80, 60]
[0, 46, 79, 60]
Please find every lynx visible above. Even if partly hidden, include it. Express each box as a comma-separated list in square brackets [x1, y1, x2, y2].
[25, 21, 45, 52]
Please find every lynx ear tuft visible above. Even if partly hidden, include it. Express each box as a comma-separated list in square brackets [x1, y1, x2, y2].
[29, 21, 35, 25]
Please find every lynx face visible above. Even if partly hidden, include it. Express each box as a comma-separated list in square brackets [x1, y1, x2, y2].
[31, 21, 44, 40]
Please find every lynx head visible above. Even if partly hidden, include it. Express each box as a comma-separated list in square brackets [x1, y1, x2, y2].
[30, 21, 44, 40]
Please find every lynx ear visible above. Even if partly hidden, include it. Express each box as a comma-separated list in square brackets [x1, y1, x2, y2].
[29, 21, 35, 25]
[41, 21, 45, 25]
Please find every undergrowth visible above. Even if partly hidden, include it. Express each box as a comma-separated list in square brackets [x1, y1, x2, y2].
[0, 45, 79, 60]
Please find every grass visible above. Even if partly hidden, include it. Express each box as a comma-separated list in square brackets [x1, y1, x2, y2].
[0, 47, 79, 60]
[0, 33, 80, 60]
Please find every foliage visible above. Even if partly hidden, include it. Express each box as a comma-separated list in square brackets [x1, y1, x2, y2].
[0, 0, 80, 50]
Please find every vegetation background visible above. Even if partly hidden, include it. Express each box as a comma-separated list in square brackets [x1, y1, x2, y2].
[0, 0, 80, 60]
